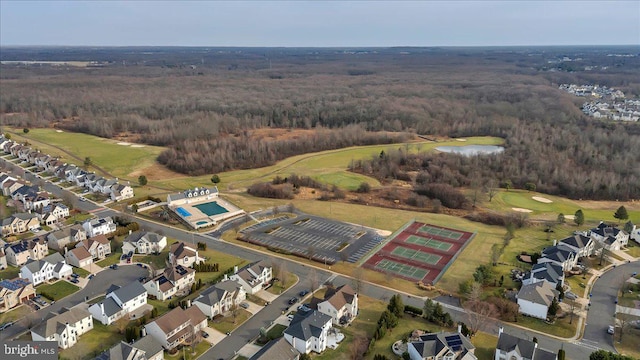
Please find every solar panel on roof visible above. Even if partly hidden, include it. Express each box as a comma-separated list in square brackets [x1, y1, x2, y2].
[158, 276, 169, 285]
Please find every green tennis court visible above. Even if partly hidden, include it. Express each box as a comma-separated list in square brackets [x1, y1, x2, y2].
[391, 246, 442, 264]
[418, 225, 463, 240]
[375, 259, 429, 281]
[405, 235, 453, 251]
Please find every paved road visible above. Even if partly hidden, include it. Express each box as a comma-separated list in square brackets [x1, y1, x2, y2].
[0, 264, 147, 341]
[0, 161, 614, 359]
[583, 261, 640, 353]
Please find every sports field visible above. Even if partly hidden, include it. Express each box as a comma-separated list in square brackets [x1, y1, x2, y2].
[363, 221, 475, 284]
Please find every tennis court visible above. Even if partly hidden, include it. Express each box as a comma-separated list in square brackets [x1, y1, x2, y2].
[375, 259, 429, 281]
[405, 235, 452, 251]
[391, 246, 442, 264]
[418, 225, 463, 241]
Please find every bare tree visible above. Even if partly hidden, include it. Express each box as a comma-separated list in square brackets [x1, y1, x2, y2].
[485, 180, 498, 203]
[306, 245, 316, 260]
[230, 303, 240, 324]
[349, 332, 368, 360]
[340, 250, 349, 263]
[352, 267, 366, 293]
[114, 314, 131, 334]
[467, 282, 483, 302]
[280, 261, 289, 288]
[308, 268, 319, 294]
[617, 311, 634, 343]
[463, 300, 499, 336]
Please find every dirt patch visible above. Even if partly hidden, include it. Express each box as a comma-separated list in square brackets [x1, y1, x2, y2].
[532, 196, 553, 203]
[455, 138, 467, 142]
[130, 144, 145, 148]
[117, 142, 131, 146]
[512, 207, 533, 213]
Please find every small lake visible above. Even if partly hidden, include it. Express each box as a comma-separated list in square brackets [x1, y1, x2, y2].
[435, 145, 505, 156]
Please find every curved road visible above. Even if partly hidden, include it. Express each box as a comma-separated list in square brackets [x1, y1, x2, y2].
[2, 159, 631, 359]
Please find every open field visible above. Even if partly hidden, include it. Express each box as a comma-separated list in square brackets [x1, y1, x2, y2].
[7, 127, 167, 181]
[0, 305, 32, 325]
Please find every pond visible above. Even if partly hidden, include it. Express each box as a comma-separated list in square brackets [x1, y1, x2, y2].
[435, 145, 504, 156]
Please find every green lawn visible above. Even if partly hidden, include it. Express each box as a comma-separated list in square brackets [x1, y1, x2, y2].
[208, 309, 252, 333]
[471, 331, 499, 360]
[515, 315, 576, 338]
[37, 281, 80, 301]
[73, 267, 91, 278]
[136, 248, 170, 270]
[148, 299, 171, 317]
[96, 251, 122, 267]
[0, 267, 20, 280]
[0, 305, 32, 325]
[267, 274, 298, 295]
[9, 127, 166, 180]
[194, 247, 248, 285]
[166, 341, 211, 360]
[313, 171, 380, 191]
[615, 314, 640, 359]
[257, 323, 287, 344]
[625, 242, 640, 258]
[58, 321, 124, 360]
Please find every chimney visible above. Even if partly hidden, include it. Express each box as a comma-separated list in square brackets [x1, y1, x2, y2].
[223, 274, 228, 281]
[100, 302, 104, 314]
[129, 229, 132, 235]
[457, 323, 462, 334]
[141, 327, 147, 337]
[498, 326, 503, 336]
[186, 299, 191, 308]
[234, 266, 238, 274]
[553, 239, 557, 246]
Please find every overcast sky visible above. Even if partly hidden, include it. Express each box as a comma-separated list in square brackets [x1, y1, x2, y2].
[1, 1, 639, 47]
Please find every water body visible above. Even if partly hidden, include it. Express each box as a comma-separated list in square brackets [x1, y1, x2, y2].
[435, 145, 504, 156]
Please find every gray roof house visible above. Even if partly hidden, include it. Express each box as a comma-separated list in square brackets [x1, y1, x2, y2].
[495, 327, 557, 360]
[558, 234, 594, 258]
[193, 279, 246, 318]
[538, 246, 577, 271]
[516, 282, 559, 320]
[97, 336, 164, 360]
[250, 337, 300, 360]
[408, 331, 477, 360]
[522, 262, 565, 288]
[284, 310, 333, 354]
[123, 231, 167, 255]
[89, 281, 147, 325]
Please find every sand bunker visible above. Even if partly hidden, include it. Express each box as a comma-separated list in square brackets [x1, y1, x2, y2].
[55, 130, 63, 133]
[564, 215, 575, 220]
[130, 144, 145, 148]
[455, 138, 467, 142]
[117, 142, 131, 146]
[532, 196, 553, 203]
[512, 207, 533, 213]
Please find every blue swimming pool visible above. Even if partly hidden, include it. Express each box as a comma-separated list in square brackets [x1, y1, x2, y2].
[176, 207, 192, 217]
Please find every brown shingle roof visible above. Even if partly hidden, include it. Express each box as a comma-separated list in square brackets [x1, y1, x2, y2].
[324, 284, 356, 310]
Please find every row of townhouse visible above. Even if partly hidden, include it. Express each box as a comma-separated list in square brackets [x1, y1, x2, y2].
[517, 222, 630, 319]
[0, 135, 134, 202]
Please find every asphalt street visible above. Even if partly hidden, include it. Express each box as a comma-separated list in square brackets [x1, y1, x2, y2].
[1, 160, 631, 359]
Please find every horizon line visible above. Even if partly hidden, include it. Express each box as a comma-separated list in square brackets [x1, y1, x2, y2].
[1, 44, 639, 48]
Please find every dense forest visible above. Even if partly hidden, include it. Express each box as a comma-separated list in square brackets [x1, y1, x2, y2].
[0, 46, 639, 199]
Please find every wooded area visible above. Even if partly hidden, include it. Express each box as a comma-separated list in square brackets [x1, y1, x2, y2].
[1, 46, 638, 199]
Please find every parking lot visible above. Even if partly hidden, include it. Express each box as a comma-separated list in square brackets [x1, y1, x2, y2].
[239, 214, 382, 264]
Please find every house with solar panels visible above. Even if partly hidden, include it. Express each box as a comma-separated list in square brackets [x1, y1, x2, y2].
[143, 265, 195, 301]
[407, 330, 477, 360]
[0, 277, 35, 313]
[5, 237, 49, 267]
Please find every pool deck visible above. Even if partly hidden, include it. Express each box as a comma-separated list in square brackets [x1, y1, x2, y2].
[170, 196, 244, 229]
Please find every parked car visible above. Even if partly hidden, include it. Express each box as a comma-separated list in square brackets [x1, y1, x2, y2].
[239, 302, 249, 309]
[88, 274, 95, 280]
[33, 304, 40, 310]
[607, 325, 615, 334]
[287, 314, 294, 321]
[299, 290, 309, 297]
[71, 273, 79, 278]
[288, 297, 298, 305]
[0, 322, 13, 331]
[78, 197, 87, 202]
[202, 331, 209, 338]
[70, 278, 79, 284]
[110, 264, 119, 270]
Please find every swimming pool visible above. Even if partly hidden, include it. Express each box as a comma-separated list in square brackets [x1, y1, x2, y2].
[176, 207, 192, 217]
[194, 201, 229, 216]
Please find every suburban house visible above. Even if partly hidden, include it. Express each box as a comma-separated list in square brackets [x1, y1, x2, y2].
[588, 223, 629, 251]
[522, 262, 565, 289]
[166, 186, 219, 207]
[143, 265, 195, 301]
[31, 307, 93, 349]
[123, 231, 167, 255]
[537, 246, 577, 272]
[0, 278, 35, 313]
[65, 247, 93, 268]
[2, 179, 26, 197]
[76, 235, 111, 260]
[47, 225, 87, 251]
[516, 281, 559, 320]
[83, 216, 116, 238]
[193, 279, 246, 318]
[5, 237, 49, 267]
[110, 183, 135, 201]
[144, 306, 207, 350]
[558, 234, 594, 258]
[11, 184, 40, 203]
[1, 213, 40, 236]
[99, 336, 165, 360]
[249, 337, 300, 360]
[21, 191, 51, 212]
[168, 242, 203, 268]
[20, 253, 73, 286]
[284, 310, 333, 354]
[91, 177, 118, 195]
[494, 327, 557, 360]
[407, 330, 477, 360]
[34, 204, 70, 225]
[89, 282, 148, 325]
[317, 284, 358, 326]
[229, 260, 273, 295]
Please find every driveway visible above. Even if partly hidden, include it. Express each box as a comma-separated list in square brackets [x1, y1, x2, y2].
[255, 289, 279, 303]
[202, 327, 227, 346]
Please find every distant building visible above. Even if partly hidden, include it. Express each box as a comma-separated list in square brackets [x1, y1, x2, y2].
[166, 187, 218, 207]
[82, 217, 116, 238]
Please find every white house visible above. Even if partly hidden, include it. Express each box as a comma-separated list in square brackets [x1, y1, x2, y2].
[516, 282, 559, 320]
[144, 306, 207, 350]
[193, 280, 246, 318]
[537, 246, 577, 272]
[284, 310, 333, 354]
[166, 187, 218, 207]
[20, 253, 72, 286]
[143, 265, 195, 301]
[104, 336, 165, 360]
[494, 327, 557, 360]
[89, 282, 147, 325]
[230, 260, 272, 295]
[558, 234, 594, 258]
[111, 183, 135, 201]
[76, 235, 111, 260]
[123, 231, 167, 255]
[31, 307, 93, 349]
[588, 222, 629, 251]
[408, 330, 477, 360]
[631, 225, 640, 244]
[168, 242, 203, 268]
[522, 262, 565, 289]
[317, 284, 358, 326]
[82, 216, 116, 238]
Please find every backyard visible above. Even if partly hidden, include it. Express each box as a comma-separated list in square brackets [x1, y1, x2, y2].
[208, 308, 252, 334]
[37, 281, 80, 301]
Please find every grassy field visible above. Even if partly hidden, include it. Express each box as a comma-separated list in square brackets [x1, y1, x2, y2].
[0, 267, 20, 280]
[95, 250, 122, 267]
[8, 127, 166, 181]
[73, 267, 91, 278]
[208, 308, 252, 333]
[37, 281, 80, 301]
[515, 314, 577, 338]
[0, 305, 32, 325]
[267, 274, 298, 295]
[59, 321, 124, 360]
[471, 331, 499, 360]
